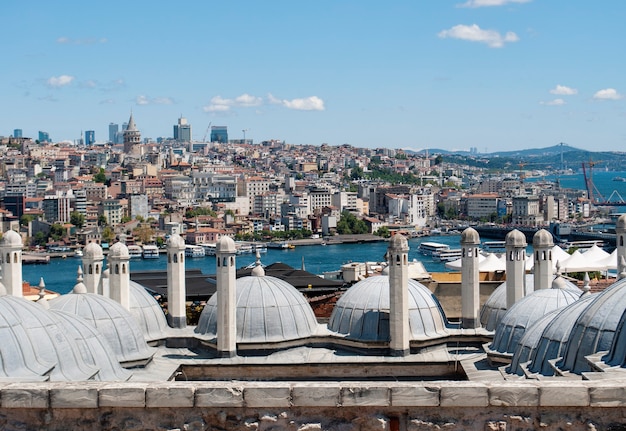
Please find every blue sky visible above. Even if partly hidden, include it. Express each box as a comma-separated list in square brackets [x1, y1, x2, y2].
[2, 0, 625, 152]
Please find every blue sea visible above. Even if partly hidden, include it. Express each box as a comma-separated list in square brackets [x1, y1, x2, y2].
[25, 235, 465, 295]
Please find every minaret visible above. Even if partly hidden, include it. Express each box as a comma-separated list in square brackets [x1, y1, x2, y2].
[167, 234, 187, 328]
[216, 236, 237, 357]
[388, 233, 410, 356]
[123, 112, 141, 154]
[82, 242, 104, 294]
[0, 230, 23, 297]
[461, 227, 481, 329]
[616, 214, 626, 274]
[505, 229, 527, 308]
[108, 241, 131, 310]
[533, 229, 554, 290]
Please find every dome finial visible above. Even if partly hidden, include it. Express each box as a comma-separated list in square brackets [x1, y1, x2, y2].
[73, 266, 87, 294]
[36, 277, 49, 309]
[251, 251, 265, 277]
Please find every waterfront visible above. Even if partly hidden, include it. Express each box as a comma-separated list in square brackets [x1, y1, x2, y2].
[24, 235, 466, 295]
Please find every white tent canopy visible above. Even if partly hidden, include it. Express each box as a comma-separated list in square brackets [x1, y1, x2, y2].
[444, 253, 506, 272]
[560, 249, 608, 273]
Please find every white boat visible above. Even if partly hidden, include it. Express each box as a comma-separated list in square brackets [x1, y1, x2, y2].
[432, 249, 462, 262]
[185, 245, 206, 258]
[253, 243, 267, 253]
[482, 241, 506, 254]
[417, 242, 450, 256]
[142, 244, 160, 259]
[236, 243, 254, 254]
[267, 241, 289, 249]
[200, 243, 217, 256]
[74, 248, 83, 257]
[127, 245, 143, 259]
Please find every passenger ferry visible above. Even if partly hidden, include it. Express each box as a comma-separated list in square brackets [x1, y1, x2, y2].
[267, 241, 290, 249]
[253, 243, 267, 253]
[482, 241, 506, 254]
[127, 245, 143, 259]
[185, 245, 206, 258]
[200, 243, 217, 256]
[142, 244, 160, 259]
[417, 242, 450, 256]
[559, 240, 605, 252]
[236, 243, 254, 254]
[432, 248, 462, 263]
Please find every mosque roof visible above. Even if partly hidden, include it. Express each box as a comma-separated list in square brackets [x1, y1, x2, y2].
[505, 229, 527, 247]
[328, 275, 449, 342]
[479, 274, 535, 331]
[83, 241, 104, 260]
[195, 271, 319, 343]
[108, 241, 129, 259]
[128, 280, 170, 342]
[0, 229, 22, 247]
[602, 305, 626, 367]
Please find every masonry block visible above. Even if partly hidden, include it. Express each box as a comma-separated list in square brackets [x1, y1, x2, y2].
[146, 384, 194, 408]
[195, 384, 244, 407]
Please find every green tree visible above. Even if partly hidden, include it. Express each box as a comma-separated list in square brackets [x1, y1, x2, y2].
[20, 214, 35, 226]
[70, 211, 85, 228]
[102, 226, 115, 244]
[49, 223, 65, 241]
[336, 211, 368, 235]
[98, 214, 107, 226]
[375, 226, 391, 238]
[93, 168, 106, 183]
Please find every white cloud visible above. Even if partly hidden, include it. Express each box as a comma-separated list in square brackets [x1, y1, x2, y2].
[47, 75, 75, 88]
[550, 85, 577, 96]
[234, 93, 263, 107]
[438, 24, 519, 48]
[135, 95, 174, 105]
[593, 88, 623, 100]
[57, 36, 107, 45]
[203, 93, 263, 112]
[458, 0, 531, 7]
[267, 93, 325, 111]
[540, 98, 565, 106]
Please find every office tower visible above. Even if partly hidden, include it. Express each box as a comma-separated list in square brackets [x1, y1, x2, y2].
[210, 126, 228, 143]
[85, 130, 95, 146]
[38, 131, 50, 142]
[173, 116, 192, 142]
[109, 123, 119, 143]
[13, 129, 22, 138]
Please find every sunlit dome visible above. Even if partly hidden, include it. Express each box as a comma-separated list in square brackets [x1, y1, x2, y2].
[83, 241, 104, 260]
[108, 241, 129, 259]
[129, 280, 170, 342]
[166, 234, 186, 249]
[0, 229, 22, 247]
[196, 274, 319, 343]
[479, 274, 534, 331]
[328, 275, 448, 342]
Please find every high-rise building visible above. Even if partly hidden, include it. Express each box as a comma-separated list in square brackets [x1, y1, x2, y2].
[210, 126, 228, 143]
[173, 116, 192, 142]
[123, 113, 141, 154]
[108, 123, 119, 143]
[13, 129, 22, 138]
[38, 131, 50, 142]
[85, 130, 95, 146]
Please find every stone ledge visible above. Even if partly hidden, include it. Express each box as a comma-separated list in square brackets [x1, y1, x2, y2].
[195, 384, 244, 407]
[244, 384, 291, 408]
[439, 382, 488, 407]
[588, 384, 626, 407]
[145, 383, 194, 408]
[341, 386, 390, 407]
[539, 383, 589, 407]
[1, 383, 49, 409]
[99, 383, 147, 408]
[292, 383, 340, 407]
[50, 384, 99, 408]
[391, 385, 439, 407]
[488, 383, 539, 407]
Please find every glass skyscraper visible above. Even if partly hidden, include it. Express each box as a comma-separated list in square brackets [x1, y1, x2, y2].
[210, 126, 228, 143]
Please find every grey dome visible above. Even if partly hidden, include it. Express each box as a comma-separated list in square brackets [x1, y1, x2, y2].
[507, 308, 561, 376]
[489, 287, 581, 355]
[533, 229, 554, 248]
[49, 292, 155, 365]
[461, 227, 480, 245]
[0, 295, 98, 381]
[389, 234, 409, 250]
[129, 280, 170, 342]
[166, 234, 186, 249]
[328, 276, 448, 342]
[217, 236, 236, 253]
[602, 305, 626, 367]
[556, 278, 626, 374]
[527, 294, 596, 376]
[196, 275, 319, 343]
[83, 241, 104, 259]
[480, 274, 535, 331]
[616, 214, 626, 231]
[49, 310, 132, 381]
[505, 229, 527, 247]
[108, 241, 129, 259]
[0, 229, 22, 247]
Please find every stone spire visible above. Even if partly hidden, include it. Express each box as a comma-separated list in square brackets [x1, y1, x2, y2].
[82, 241, 104, 294]
[0, 229, 23, 297]
[616, 214, 626, 274]
[388, 233, 410, 356]
[216, 236, 237, 357]
[505, 229, 527, 308]
[532, 229, 554, 290]
[460, 227, 481, 329]
[108, 241, 131, 310]
[166, 234, 187, 328]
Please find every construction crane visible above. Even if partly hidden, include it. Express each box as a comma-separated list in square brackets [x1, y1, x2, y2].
[202, 122, 212, 143]
[581, 159, 606, 204]
[518, 161, 526, 182]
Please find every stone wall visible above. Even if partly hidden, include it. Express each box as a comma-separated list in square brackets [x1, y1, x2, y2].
[0, 381, 624, 430]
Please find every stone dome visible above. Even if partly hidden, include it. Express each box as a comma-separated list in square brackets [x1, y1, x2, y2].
[0, 229, 22, 247]
[526, 294, 596, 376]
[532, 229, 554, 248]
[108, 241, 129, 259]
[216, 236, 236, 253]
[389, 234, 409, 250]
[0, 295, 100, 381]
[49, 309, 132, 381]
[505, 229, 527, 247]
[556, 278, 626, 374]
[479, 274, 535, 331]
[616, 214, 626, 231]
[49, 291, 155, 366]
[328, 275, 448, 342]
[83, 241, 104, 260]
[461, 227, 480, 245]
[196, 274, 319, 343]
[129, 280, 170, 342]
[602, 305, 626, 368]
[166, 234, 186, 249]
[489, 286, 581, 355]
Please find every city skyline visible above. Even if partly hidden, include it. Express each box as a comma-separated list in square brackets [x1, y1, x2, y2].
[2, 1, 625, 152]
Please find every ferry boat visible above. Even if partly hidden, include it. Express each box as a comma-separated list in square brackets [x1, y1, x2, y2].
[127, 245, 143, 259]
[482, 241, 506, 254]
[253, 243, 267, 253]
[267, 241, 290, 249]
[185, 245, 206, 258]
[74, 248, 83, 257]
[417, 242, 450, 256]
[200, 243, 217, 256]
[432, 248, 462, 263]
[613, 176, 626, 182]
[142, 244, 160, 259]
[236, 243, 254, 254]
[559, 240, 605, 252]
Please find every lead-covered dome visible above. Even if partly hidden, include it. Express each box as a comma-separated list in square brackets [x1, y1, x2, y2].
[166, 234, 186, 249]
[108, 241, 129, 259]
[602, 305, 626, 368]
[532, 229, 554, 248]
[489, 286, 581, 355]
[83, 241, 104, 260]
[129, 280, 170, 342]
[196, 274, 319, 343]
[216, 236, 236, 253]
[505, 229, 527, 247]
[480, 274, 535, 331]
[328, 275, 448, 342]
[461, 227, 480, 245]
[616, 214, 626, 230]
[0, 229, 22, 247]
